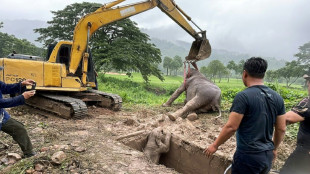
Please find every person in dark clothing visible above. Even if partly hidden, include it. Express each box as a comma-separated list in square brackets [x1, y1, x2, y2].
[280, 74, 310, 174]
[0, 66, 36, 157]
[204, 57, 286, 174]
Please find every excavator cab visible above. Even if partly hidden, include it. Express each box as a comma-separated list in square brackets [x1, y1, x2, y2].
[47, 44, 71, 69]
[186, 31, 211, 61]
[47, 43, 97, 85]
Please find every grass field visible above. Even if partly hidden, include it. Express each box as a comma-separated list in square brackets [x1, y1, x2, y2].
[98, 72, 307, 108]
[98, 73, 186, 106]
[98, 72, 307, 140]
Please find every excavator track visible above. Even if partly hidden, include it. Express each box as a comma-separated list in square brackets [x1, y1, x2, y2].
[26, 93, 88, 119]
[25, 90, 122, 119]
[86, 89, 122, 111]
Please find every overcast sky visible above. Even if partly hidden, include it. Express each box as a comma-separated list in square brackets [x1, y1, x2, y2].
[0, 0, 309, 60]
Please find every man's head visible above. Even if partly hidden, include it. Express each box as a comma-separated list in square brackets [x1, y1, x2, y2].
[242, 57, 268, 86]
[243, 57, 268, 78]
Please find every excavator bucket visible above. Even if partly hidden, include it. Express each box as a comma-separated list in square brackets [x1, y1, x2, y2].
[186, 37, 211, 61]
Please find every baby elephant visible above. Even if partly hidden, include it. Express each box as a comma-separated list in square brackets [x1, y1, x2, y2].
[163, 68, 221, 121]
[143, 127, 171, 164]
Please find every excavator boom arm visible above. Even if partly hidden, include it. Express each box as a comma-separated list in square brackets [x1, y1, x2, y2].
[69, 0, 209, 74]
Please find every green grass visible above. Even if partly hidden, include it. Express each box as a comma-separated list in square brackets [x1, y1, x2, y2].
[98, 73, 307, 108]
[98, 73, 186, 106]
[215, 78, 245, 89]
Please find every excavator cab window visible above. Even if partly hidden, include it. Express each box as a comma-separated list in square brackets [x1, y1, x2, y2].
[46, 44, 72, 69]
[46, 44, 56, 61]
[47, 44, 96, 84]
[57, 45, 71, 70]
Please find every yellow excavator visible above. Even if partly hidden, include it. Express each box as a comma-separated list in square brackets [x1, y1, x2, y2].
[0, 0, 211, 119]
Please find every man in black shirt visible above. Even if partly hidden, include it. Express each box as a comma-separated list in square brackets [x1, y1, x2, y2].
[204, 57, 286, 174]
[280, 75, 310, 174]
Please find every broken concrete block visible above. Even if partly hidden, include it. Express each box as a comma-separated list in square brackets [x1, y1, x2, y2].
[51, 151, 66, 164]
[74, 146, 86, 152]
[34, 163, 45, 171]
[26, 168, 35, 174]
[187, 113, 198, 121]
[7, 153, 22, 161]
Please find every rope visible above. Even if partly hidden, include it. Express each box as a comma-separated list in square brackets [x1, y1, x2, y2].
[191, 61, 199, 70]
[183, 61, 188, 88]
[183, 60, 199, 89]
[224, 164, 232, 174]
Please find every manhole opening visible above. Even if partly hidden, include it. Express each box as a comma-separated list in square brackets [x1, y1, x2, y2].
[119, 133, 231, 174]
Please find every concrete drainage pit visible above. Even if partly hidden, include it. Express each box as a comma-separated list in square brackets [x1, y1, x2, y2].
[118, 132, 232, 174]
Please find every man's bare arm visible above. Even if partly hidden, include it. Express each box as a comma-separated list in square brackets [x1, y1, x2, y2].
[204, 112, 243, 157]
[286, 111, 305, 125]
[272, 114, 286, 162]
[273, 114, 286, 149]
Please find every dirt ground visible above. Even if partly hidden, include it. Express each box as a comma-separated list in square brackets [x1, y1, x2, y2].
[0, 104, 295, 174]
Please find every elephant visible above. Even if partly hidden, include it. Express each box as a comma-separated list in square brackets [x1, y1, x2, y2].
[163, 68, 221, 121]
[143, 127, 171, 164]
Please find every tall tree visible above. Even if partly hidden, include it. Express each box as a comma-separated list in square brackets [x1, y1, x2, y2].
[265, 70, 279, 83]
[163, 56, 173, 76]
[34, 2, 100, 46]
[200, 66, 208, 77]
[226, 60, 236, 82]
[276, 60, 306, 87]
[218, 68, 229, 83]
[235, 60, 245, 76]
[206, 60, 226, 83]
[91, 19, 163, 82]
[0, 32, 44, 57]
[170, 55, 183, 75]
[295, 41, 310, 74]
[34, 2, 163, 82]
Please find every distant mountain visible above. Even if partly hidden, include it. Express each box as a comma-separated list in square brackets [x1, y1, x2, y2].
[150, 38, 286, 70]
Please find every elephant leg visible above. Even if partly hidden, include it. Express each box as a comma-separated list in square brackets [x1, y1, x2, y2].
[163, 84, 185, 107]
[158, 132, 171, 153]
[213, 105, 222, 118]
[168, 95, 205, 121]
[155, 137, 167, 151]
[213, 94, 222, 118]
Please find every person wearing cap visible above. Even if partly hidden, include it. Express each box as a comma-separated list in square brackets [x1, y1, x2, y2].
[0, 66, 36, 158]
[204, 57, 286, 174]
[280, 74, 310, 174]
